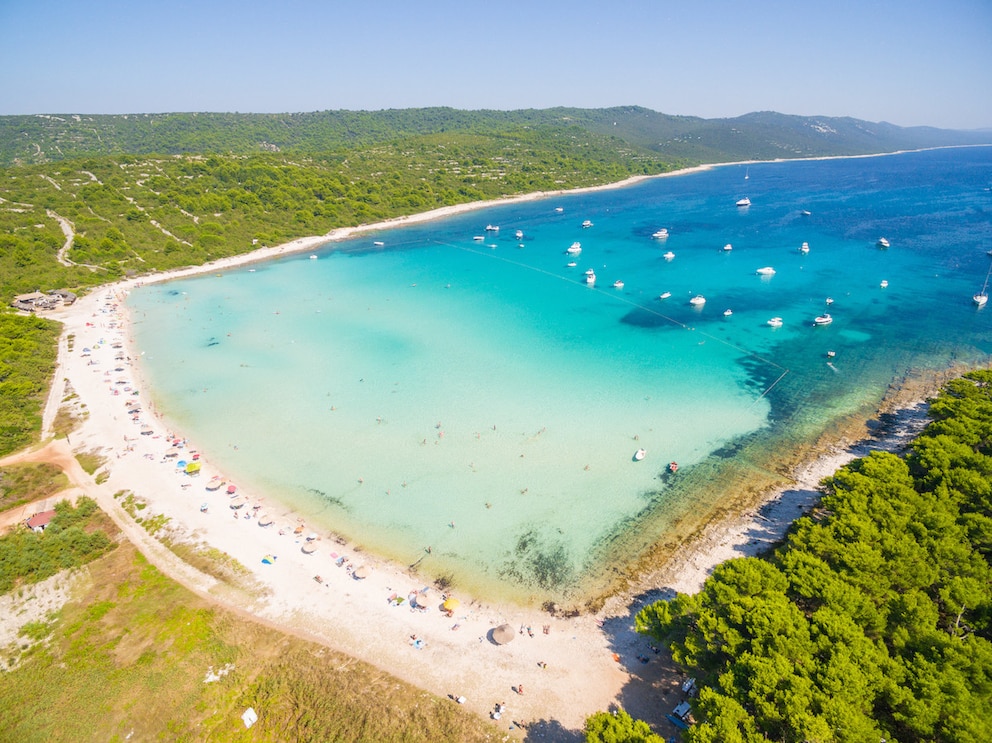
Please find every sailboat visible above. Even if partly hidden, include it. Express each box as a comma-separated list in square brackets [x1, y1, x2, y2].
[974, 259, 992, 307]
[744, 167, 749, 181]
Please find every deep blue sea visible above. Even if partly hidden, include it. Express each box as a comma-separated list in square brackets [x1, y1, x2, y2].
[129, 147, 992, 604]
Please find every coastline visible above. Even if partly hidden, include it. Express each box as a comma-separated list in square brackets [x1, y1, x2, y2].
[8, 151, 971, 735]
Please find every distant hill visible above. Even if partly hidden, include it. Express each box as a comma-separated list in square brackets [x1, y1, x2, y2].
[1, 107, 989, 167]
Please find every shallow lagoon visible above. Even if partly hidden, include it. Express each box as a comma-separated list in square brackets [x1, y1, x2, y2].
[130, 148, 992, 604]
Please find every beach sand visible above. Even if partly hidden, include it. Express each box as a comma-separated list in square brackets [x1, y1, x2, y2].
[4, 164, 939, 738]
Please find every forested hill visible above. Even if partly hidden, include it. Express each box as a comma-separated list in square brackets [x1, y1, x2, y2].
[2, 106, 989, 166]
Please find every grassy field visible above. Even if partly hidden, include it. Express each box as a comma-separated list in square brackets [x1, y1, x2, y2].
[0, 536, 499, 743]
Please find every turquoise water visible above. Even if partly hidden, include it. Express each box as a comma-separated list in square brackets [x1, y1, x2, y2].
[129, 147, 992, 604]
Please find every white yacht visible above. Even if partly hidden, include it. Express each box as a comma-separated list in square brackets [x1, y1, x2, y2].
[974, 293, 989, 307]
[613, 280, 624, 289]
[585, 272, 596, 285]
[800, 242, 810, 254]
[485, 224, 499, 232]
[767, 317, 784, 328]
[722, 243, 733, 252]
[515, 230, 524, 240]
[554, 206, 564, 213]
[633, 448, 646, 461]
[567, 242, 582, 254]
[755, 266, 776, 275]
[814, 313, 833, 326]
[582, 219, 594, 228]
[659, 291, 672, 300]
[473, 235, 485, 241]
[689, 295, 706, 306]
[880, 280, 889, 288]
[723, 309, 733, 317]
[877, 237, 890, 248]
[373, 240, 385, 247]
[652, 228, 669, 239]
[567, 261, 577, 267]
[663, 251, 675, 261]
[736, 197, 751, 207]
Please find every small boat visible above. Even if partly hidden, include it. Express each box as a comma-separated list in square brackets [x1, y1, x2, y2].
[585, 268, 595, 276]
[652, 228, 669, 239]
[659, 291, 672, 300]
[515, 229, 524, 239]
[373, 240, 385, 247]
[736, 197, 751, 207]
[880, 280, 889, 288]
[801, 209, 812, 216]
[877, 237, 890, 249]
[800, 242, 810, 254]
[485, 224, 499, 232]
[689, 295, 706, 306]
[309, 255, 317, 260]
[668, 461, 679, 473]
[723, 309, 733, 317]
[582, 220, 594, 228]
[613, 280, 624, 289]
[825, 297, 834, 305]
[973, 260, 991, 306]
[756, 266, 776, 275]
[567, 242, 582, 254]
[827, 350, 836, 358]
[767, 317, 784, 327]
[814, 313, 833, 326]
[554, 207, 564, 213]
[473, 235, 484, 241]
[722, 243, 733, 252]
[567, 261, 577, 267]
[663, 251, 675, 260]
[585, 272, 596, 285]
[633, 448, 646, 461]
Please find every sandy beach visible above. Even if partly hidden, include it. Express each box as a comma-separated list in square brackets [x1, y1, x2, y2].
[4, 164, 939, 738]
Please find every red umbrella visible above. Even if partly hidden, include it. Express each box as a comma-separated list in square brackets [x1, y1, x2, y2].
[227, 485, 237, 494]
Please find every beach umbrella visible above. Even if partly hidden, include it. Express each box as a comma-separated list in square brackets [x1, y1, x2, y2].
[206, 478, 223, 491]
[416, 592, 432, 609]
[227, 485, 237, 495]
[165, 448, 179, 457]
[257, 513, 273, 526]
[185, 461, 201, 474]
[442, 598, 460, 613]
[492, 624, 515, 645]
[261, 555, 276, 565]
[140, 425, 153, 435]
[301, 542, 317, 554]
[230, 497, 246, 509]
[353, 565, 369, 579]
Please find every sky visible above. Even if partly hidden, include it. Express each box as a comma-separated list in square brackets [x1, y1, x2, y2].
[1, 0, 990, 130]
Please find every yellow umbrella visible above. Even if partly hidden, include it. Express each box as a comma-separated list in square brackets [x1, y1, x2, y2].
[442, 598, 460, 613]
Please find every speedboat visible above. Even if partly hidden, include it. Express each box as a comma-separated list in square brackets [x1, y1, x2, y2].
[473, 235, 485, 241]
[633, 448, 646, 461]
[585, 268, 595, 277]
[800, 242, 810, 254]
[689, 295, 706, 306]
[652, 228, 669, 239]
[373, 240, 385, 247]
[755, 266, 776, 275]
[722, 243, 733, 251]
[723, 309, 733, 317]
[554, 207, 564, 213]
[667, 461, 679, 473]
[877, 237, 890, 249]
[880, 280, 889, 288]
[767, 317, 784, 327]
[567, 261, 577, 267]
[825, 297, 834, 305]
[309, 255, 317, 260]
[663, 251, 675, 260]
[801, 209, 812, 216]
[659, 291, 672, 300]
[585, 272, 596, 285]
[814, 313, 833, 326]
[567, 242, 582, 254]
[736, 197, 751, 207]
[582, 220, 594, 228]
[485, 224, 499, 232]
[515, 230, 524, 240]
[613, 280, 624, 289]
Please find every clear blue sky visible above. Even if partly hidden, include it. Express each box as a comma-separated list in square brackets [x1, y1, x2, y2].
[1, 0, 990, 129]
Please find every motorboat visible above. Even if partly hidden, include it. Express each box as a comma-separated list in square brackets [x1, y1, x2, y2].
[473, 235, 485, 241]
[767, 317, 784, 327]
[801, 209, 812, 216]
[755, 266, 776, 275]
[827, 350, 836, 358]
[723, 309, 733, 317]
[585, 268, 595, 276]
[309, 255, 317, 260]
[585, 272, 596, 285]
[652, 228, 669, 239]
[800, 242, 810, 254]
[663, 251, 675, 260]
[554, 206, 564, 213]
[567, 261, 577, 267]
[880, 280, 889, 288]
[485, 224, 499, 232]
[659, 291, 672, 300]
[814, 313, 833, 326]
[633, 448, 646, 461]
[582, 220, 594, 228]
[825, 297, 834, 305]
[667, 461, 679, 473]
[722, 243, 733, 251]
[567, 242, 582, 254]
[373, 240, 385, 247]
[973, 293, 987, 307]
[736, 197, 751, 207]
[613, 280, 624, 289]
[877, 237, 890, 249]
[689, 295, 706, 306]
[515, 230, 524, 240]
